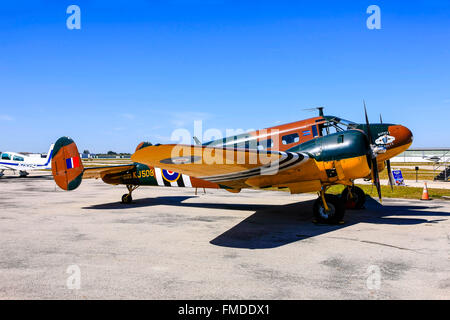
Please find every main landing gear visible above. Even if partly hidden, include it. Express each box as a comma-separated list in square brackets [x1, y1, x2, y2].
[313, 189, 345, 225]
[312, 185, 367, 225]
[121, 185, 139, 204]
[19, 170, 29, 177]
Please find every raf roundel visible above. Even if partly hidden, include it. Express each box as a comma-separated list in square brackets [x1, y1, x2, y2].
[162, 169, 180, 182]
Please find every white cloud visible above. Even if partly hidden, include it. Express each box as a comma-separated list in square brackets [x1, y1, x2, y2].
[0, 115, 13, 121]
[170, 111, 213, 127]
[120, 113, 135, 120]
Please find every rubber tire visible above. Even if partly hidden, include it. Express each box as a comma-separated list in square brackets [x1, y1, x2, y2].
[341, 186, 366, 210]
[122, 194, 132, 204]
[313, 194, 345, 225]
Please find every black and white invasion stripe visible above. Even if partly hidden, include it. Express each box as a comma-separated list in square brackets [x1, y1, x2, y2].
[198, 152, 309, 183]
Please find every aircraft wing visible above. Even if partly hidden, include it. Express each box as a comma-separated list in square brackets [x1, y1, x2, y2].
[131, 144, 316, 188]
[82, 164, 136, 179]
[0, 163, 16, 171]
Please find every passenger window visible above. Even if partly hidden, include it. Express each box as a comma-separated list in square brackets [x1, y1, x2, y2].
[13, 155, 24, 161]
[338, 135, 344, 144]
[1, 153, 11, 160]
[257, 139, 274, 150]
[282, 133, 300, 145]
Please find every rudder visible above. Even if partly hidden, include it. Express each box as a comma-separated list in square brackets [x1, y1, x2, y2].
[51, 137, 84, 190]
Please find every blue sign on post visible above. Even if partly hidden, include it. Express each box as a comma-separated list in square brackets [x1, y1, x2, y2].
[392, 169, 405, 186]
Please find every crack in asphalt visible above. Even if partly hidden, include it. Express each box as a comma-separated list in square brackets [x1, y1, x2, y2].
[324, 236, 422, 253]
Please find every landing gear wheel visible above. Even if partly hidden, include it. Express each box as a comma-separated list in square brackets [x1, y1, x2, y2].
[122, 194, 132, 204]
[313, 194, 345, 225]
[341, 186, 366, 209]
[19, 171, 29, 177]
[122, 184, 138, 204]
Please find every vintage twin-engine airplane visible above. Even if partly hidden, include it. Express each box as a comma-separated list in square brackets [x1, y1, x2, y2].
[51, 106, 412, 224]
[0, 144, 54, 177]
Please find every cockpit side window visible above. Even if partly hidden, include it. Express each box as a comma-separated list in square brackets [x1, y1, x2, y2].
[13, 155, 24, 161]
[319, 123, 338, 136]
[1, 153, 11, 160]
[328, 125, 339, 134]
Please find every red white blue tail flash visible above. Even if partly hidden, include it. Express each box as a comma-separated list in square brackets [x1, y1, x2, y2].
[66, 157, 80, 169]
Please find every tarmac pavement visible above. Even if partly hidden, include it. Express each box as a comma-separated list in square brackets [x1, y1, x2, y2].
[0, 173, 449, 299]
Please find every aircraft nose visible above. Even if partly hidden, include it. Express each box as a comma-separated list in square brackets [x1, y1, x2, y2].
[389, 125, 413, 147]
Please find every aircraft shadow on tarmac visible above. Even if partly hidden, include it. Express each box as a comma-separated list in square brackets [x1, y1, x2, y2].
[83, 196, 279, 212]
[211, 198, 449, 249]
[83, 196, 449, 249]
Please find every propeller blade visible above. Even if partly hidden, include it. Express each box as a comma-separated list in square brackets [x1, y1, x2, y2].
[372, 158, 382, 203]
[386, 159, 394, 191]
[363, 100, 373, 144]
[380, 114, 383, 124]
[363, 101, 382, 203]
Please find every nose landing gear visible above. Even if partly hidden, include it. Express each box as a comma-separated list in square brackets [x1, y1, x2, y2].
[122, 185, 139, 204]
[341, 185, 366, 209]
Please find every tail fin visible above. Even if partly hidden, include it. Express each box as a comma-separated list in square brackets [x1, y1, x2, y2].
[51, 137, 84, 191]
[42, 143, 54, 168]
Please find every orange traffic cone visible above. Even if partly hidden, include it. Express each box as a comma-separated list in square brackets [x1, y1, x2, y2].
[421, 183, 431, 201]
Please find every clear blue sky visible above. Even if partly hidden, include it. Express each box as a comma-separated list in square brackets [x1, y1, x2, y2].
[1, 0, 449, 153]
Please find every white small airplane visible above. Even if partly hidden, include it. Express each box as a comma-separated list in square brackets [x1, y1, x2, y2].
[0, 144, 54, 177]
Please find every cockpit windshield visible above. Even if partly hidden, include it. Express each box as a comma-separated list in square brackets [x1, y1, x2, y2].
[320, 116, 357, 135]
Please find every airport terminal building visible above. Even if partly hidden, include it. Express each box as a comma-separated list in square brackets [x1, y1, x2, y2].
[391, 148, 450, 163]
[392, 148, 449, 181]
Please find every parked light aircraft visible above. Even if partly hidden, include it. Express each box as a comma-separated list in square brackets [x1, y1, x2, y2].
[50, 106, 413, 224]
[0, 144, 54, 177]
